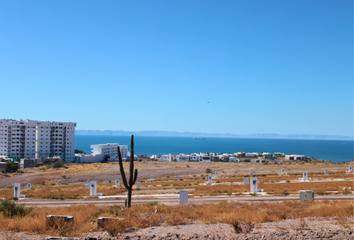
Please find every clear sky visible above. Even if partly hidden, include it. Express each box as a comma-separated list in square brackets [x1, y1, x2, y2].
[0, 1, 353, 137]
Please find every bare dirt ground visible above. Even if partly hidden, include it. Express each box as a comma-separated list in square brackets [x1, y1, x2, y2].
[0, 161, 350, 188]
[1, 217, 353, 239]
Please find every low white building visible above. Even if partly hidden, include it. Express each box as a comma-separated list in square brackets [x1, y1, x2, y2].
[285, 154, 305, 160]
[245, 153, 257, 158]
[175, 154, 190, 162]
[159, 154, 173, 162]
[91, 143, 128, 161]
[200, 154, 211, 162]
[229, 157, 241, 162]
[189, 154, 200, 162]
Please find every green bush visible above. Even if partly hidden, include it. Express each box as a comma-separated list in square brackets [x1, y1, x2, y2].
[52, 161, 65, 169]
[0, 198, 32, 218]
[205, 168, 212, 173]
[8, 162, 19, 173]
[147, 201, 158, 206]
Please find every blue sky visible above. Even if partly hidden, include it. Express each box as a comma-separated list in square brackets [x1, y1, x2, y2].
[0, 1, 353, 136]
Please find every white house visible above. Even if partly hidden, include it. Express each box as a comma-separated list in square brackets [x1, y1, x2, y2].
[245, 153, 257, 158]
[175, 154, 190, 162]
[229, 157, 241, 162]
[159, 154, 173, 162]
[189, 154, 201, 162]
[200, 154, 211, 162]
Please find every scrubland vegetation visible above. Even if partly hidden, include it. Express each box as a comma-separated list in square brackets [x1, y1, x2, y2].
[0, 199, 352, 237]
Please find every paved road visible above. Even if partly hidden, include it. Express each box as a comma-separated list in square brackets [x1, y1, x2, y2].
[17, 194, 354, 207]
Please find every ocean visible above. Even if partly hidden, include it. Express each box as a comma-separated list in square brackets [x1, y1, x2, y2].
[75, 135, 353, 163]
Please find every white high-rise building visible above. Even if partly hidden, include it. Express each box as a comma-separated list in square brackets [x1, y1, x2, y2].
[90, 143, 128, 161]
[0, 119, 76, 161]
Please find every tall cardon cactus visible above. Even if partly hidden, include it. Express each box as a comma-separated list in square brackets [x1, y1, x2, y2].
[117, 135, 138, 207]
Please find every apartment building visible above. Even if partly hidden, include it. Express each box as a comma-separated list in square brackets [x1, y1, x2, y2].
[90, 143, 128, 161]
[0, 119, 76, 161]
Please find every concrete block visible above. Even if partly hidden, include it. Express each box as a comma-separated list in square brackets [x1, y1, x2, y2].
[27, 183, 32, 190]
[106, 180, 109, 184]
[46, 215, 74, 228]
[250, 173, 253, 177]
[97, 217, 125, 229]
[299, 190, 314, 201]
[244, 178, 249, 184]
[281, 169, 285, 175]
[324, 170, 328, 176]
[84, 184, 89, 189]
[215, 171, 219, 177]
[177, 176, 180, 181]
[136, 182, 141, 188]
[97, 193, 103, 196]
[115, 179, 120, 186]
[179, 190, 188, 205]
[150, 175, 155, 181]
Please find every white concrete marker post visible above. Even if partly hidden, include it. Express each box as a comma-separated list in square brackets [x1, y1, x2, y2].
[215, 171, 219, 177]
[250, 178, 258, 193]
[57, 182, 60, 186]
[177, 176, 180, 181]
[106, 180, 109, 184]
[14, 183, 21, 198]
[150, 175, 155, 181]
[244, 178, 249, 184]
[250, 173, 253, 177]
[179, 190, 188, 205]
[204, 176, 215, 184]
[84, 184, 89, 189]
[281, 169, 285, 175]
[348, 166, 353, 173]
[324, 170, 328, 176]
[90, 182, 97, 196]
[136, 182, 141, 189]
[27, 183, 32, 190]
[116, 179, 120, 186]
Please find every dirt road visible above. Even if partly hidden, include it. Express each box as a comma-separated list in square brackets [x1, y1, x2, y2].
[17, 194, 354, 207]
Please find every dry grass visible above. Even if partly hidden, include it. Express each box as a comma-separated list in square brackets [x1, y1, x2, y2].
[0, 200, 352, 237]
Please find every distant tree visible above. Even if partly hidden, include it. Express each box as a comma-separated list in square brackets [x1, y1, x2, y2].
[75, 149, 86, 154]
[8, 162, 19, 173]
[101, 155, 110, 163]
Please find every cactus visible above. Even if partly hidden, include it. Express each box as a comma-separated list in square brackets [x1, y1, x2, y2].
[117, 135, 138, 207]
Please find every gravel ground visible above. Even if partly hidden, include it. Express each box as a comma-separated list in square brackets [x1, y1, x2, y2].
[1, 217, 353, 240]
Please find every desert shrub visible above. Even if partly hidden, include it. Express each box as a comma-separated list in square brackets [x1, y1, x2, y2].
[147, 201, 158, 206]
[8, 162, 19, 173]
[205, 168, 212, 173]
[0, 198, 32, 217]
[52, 161, 65, 169]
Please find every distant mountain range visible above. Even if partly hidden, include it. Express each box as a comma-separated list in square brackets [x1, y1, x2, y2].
[75, 130, 353, 140]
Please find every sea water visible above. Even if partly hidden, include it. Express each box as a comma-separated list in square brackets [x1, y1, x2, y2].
[75, 135, 353, 163]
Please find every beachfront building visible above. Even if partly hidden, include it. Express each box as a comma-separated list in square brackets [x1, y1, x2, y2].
[91, 143, 128, 161]
[0, 119, 76, 161]
[229, 156, 241, 162]
[189, 154, 201, 162]
[159, 154, 173, 162]
[200, 154, 211, 162]
[285, 154, 305, 160]
[262, 153, 273, 159]
[175, 154, 190, 162]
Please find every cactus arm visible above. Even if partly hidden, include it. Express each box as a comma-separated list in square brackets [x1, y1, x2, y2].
[117, 146, 129, 189]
